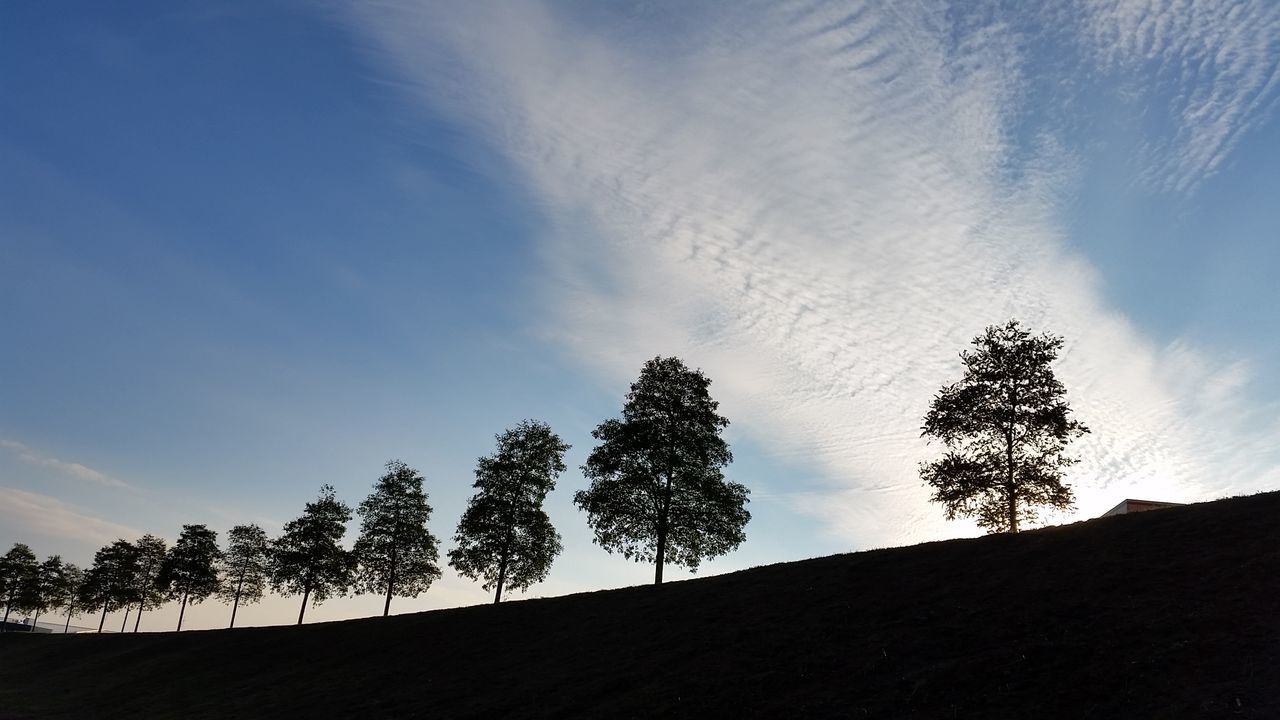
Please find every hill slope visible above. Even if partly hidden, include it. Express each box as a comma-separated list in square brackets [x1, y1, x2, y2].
[2, 492, 1277, 719]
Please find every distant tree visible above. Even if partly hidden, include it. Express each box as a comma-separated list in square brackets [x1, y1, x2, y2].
[269, 485, 353, 624]
[1, 543, 39, 630]
[575, 356, 750, 584]
[921, 320, 1090, 533]
[217, 524, 270, 628]
[130, 534, 168, 632]
[56, 563, 86, 633]
[158, 525, 222, 631]
[353, 461, 442, 616]
[80, 539, 141, 632]
[449, 420, 569, 603]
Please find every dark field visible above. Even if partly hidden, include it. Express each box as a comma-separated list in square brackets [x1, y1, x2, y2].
[2, 492, 1277, 719]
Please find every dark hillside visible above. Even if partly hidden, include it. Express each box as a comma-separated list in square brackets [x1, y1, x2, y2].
[2, 492, 1278, 719]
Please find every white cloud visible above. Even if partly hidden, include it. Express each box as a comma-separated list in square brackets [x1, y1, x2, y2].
[0, 438, 134, 490]
[0, 486, 142, 546]
[1080, 0, 1280, 193]
[346, 1, 1280, 547]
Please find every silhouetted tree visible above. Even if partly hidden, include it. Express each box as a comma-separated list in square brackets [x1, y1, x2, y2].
[1, 543, 39, 630]
[450, 421, 568, 603]
[130, 534, 168, 632]
[575, 356, 750, 584]
[269, 485, 353, 624]
[56, 563, 85, 633]
[80, 539, 140, 632]
[353, 461, 441, 616]
[217, 524, 269, 628]
[921, 320, 1090, 533]
[158, 525, 222, 631]
[27, 555, 69, 630]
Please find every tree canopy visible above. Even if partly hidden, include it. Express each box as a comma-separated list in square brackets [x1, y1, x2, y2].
[130, 534, 168, 632]
[80, 539, 140, 632]
[159, 525, 222, 631]
[1, 543, 39, 629]
[269, 484, 353, 624]
[353, 461, 442, 616]
[921, 319, 1090, 533]
[217, 524, 270, 628]
[575, 356, 750, 584]
[449, 420, 569, 602]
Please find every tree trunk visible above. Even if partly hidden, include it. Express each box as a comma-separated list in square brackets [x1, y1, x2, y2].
[1005, 425, 1018, 534]
[297, 584, 311, 625]
[654, 518, 667, 585]
[383, 542, 397, 617]
[98, 602, 108, 632]
[65, 607, 74, 633]
[494, 557, 507, 604]
[2, 592, 11, 630]
[177, 590, 189, 631]
[32, 609, 40, 630]
[120, 604, 130, 633]
[133, 598, 144, 632]
[230, 568, 246, 628]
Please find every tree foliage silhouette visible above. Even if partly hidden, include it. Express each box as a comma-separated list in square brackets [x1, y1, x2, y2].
[575, 356, 750, 584]
[269, 485, 353, 624]
[921, 320, 1090, 533]
[80, 540, 140, 632]
[159, 525, 222, 631]
[27, 555, 69, 630]
[353, 461, 442, 616]
[217, 524, 269, 628]
[130, 534, 167, 632]
[449, 420, 569, 603]
[1, 543, 38, 629]
[55, 563, 85, 633]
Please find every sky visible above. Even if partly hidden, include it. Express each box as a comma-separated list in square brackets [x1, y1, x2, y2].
[2, 0, 1278, 631]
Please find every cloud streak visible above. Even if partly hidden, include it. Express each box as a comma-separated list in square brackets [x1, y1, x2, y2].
[1, 438, 133, 490]
[0, 487, 142, 546]
[347, 1, 1280, 547]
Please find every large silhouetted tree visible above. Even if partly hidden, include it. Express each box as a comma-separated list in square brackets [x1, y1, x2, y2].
[575, 356, 750, 584]
[80, 540, 140, 632]
[130, 534, 167, 632]
[449, 420, 569, 603]
[1, 543, 38, 630]
[270, 485, 353, 624]
[921, 320, 1090, 533]
[217, 524, 269, 628]
[158, 525, 222, 631]
[353, 461, 441, 616]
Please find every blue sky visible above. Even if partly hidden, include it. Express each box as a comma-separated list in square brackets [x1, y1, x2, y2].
[3, 1, 1278, 630]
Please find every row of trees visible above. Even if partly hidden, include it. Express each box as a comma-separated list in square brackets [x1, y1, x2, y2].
[3, 357, 754, 630]
[5, 323, 1091, 632]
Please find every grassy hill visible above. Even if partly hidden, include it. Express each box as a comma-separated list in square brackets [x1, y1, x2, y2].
[2, 492, 1277, 719]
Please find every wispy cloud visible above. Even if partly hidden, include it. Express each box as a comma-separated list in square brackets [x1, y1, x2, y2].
[1080, 0, 1280, 193]
[0, 486, 142, 546]
[0, 438, 133, 491]
[346, 1, 1280, 546]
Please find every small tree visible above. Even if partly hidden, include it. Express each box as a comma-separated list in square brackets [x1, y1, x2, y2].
[921, 320, 1090, 533]
[353, 461, 442, 616]
[56, 563, 86, 633]
[575, 356, 750, 584]
[1, 543, 39, 629]
[80, 539, 140, 632]
[130, 534, 168, 632]
[217, 524, 270, 628]
[269, 485, 353, 624]
[158, 525, 222, 631]
[449, 420, 569, 603]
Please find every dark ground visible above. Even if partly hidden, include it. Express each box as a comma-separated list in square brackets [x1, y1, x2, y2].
[2, 492, 1277, 719]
